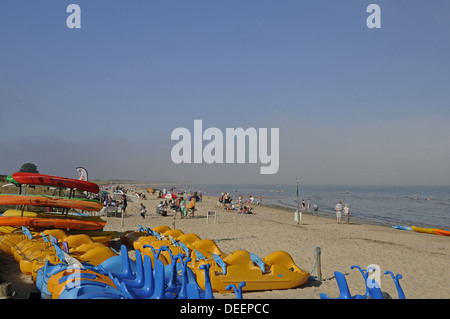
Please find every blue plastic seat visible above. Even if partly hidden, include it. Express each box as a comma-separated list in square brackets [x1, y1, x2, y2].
[385, 271, 405, 299]
[319, 271, 365, 299]
[249, 252, 265, 273]
[226, 282, 246, 299]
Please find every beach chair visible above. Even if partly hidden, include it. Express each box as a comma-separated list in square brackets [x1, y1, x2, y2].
[104, 206, 119, 217]
[206, 211, 217, 223]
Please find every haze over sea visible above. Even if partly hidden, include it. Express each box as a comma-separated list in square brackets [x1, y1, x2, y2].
[165, 183, 450, 230]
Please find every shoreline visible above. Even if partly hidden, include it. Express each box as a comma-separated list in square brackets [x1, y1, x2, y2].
[234, 201, 404, 230]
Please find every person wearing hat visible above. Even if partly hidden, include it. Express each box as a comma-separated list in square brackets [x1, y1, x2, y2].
[343, 203, 350, 224]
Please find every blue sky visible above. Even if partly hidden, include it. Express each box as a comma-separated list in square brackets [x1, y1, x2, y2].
[1, 1, 450, 185]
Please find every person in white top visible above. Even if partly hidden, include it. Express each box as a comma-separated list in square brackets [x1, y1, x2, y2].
[343, 203, 350, 224]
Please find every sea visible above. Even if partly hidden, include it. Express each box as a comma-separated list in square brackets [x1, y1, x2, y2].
[168, 183, 450, 230]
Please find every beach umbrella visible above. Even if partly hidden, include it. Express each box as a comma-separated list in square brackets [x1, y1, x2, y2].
[162, 193, 177, 199]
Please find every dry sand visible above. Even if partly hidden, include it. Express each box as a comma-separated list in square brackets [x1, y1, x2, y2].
[103, 191, 450, 299]
[1, 189, 449, 299]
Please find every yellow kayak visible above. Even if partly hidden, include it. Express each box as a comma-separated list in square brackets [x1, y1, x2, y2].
[412, 225, 436, 234]
[2, 209, 104, 221]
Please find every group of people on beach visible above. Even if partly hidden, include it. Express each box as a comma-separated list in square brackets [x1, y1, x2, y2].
[155, 191, 200, 219]
[218, 192, 257, 215]
[335, 200, 350, 224]
[299, 199, 319, 212]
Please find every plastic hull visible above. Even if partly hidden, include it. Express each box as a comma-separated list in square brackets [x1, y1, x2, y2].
[0, 194, 103, 211]
[433, 229, 450, 236]
[11, 172, 99, 194]
[412, 226, 436, 234]
[0, 216, 105, 230]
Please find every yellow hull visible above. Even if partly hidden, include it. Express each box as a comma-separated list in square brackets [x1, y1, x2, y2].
[2, 209, 104, 221]
[412, 225, 436, 234]
[193, 250, 310, 293]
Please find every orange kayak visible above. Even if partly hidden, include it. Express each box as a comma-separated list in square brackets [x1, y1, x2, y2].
[433, 229, 450, 237]
[11, 172, 99, 194]
[0, 216, 105, 231]
[0, 194, 103, 211]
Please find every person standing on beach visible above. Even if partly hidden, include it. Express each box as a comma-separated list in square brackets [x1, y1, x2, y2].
[343, 203, 350, 224]
[180, 197, 187, 218]
[301, 199, 306, 212]
[120, 194, 128, 217]
[335, 200, 343, 224]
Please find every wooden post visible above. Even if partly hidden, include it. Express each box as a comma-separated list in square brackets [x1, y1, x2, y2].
[0, 283, 13, 299]
[314, 247, 322, 280]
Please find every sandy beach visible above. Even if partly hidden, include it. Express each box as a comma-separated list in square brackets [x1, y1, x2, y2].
[1, 187, 449, 300]
[102, 189, 449, 299]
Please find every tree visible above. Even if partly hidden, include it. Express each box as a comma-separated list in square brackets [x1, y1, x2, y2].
[18, 163, 39, 173]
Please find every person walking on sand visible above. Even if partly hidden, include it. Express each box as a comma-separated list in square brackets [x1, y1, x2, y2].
[335, 200, 343, 224]
[186, 196, 197, 218]
[140, 203, 147, 219]
[173, 196, 183, 219]
[343, 203, 350, 224]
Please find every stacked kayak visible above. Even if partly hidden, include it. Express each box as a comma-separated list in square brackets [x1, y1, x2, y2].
[0, 194, 103, 212]
[9, 172, 99, 194]
[0, 208, 105, 231]
[0, 172, 106, 231]
[126, 225, 310, 293]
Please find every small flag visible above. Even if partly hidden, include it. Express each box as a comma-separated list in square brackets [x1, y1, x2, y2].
[76, 167, 88, 181]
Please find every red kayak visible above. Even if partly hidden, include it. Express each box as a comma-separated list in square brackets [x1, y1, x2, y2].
[11, 172, 99, 194]
[0, 216, 105, 231]
[0, 194, 104, 212]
